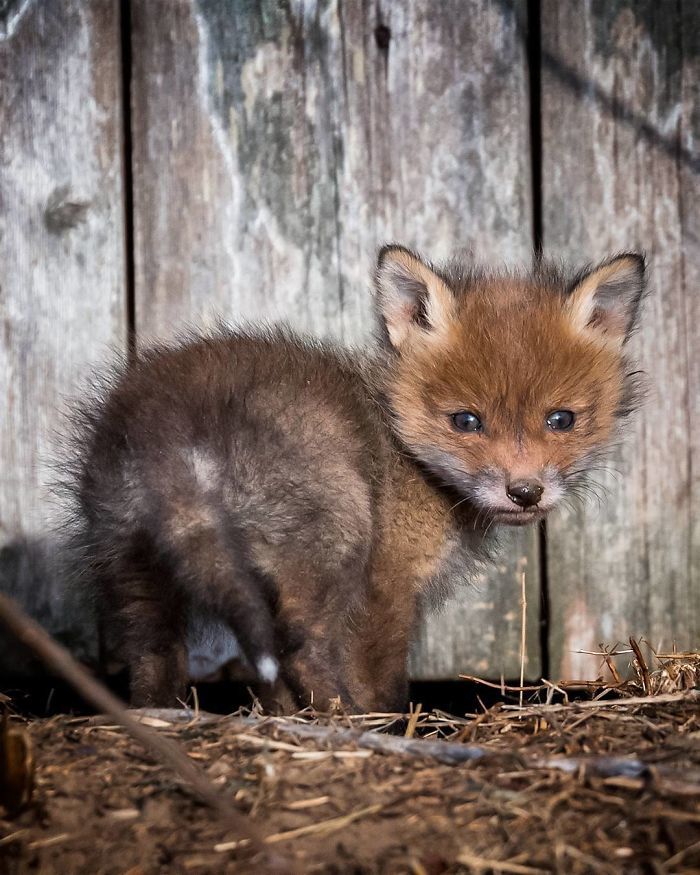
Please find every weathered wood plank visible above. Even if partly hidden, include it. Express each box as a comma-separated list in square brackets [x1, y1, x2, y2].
[541, 0, 700, 678]
[0, 0, 126, 671]
[130, 0, 540, 679]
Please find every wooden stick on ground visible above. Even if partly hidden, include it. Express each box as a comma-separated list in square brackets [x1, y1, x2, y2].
[0, 591, 292, 873]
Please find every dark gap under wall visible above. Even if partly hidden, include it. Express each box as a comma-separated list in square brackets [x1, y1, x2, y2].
[95, 0, 136, 676]
[2, 676, 549, 720]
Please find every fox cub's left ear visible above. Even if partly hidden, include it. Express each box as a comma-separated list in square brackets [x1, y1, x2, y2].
[375, 245, 455, 350]
[565, 253, 646, 347]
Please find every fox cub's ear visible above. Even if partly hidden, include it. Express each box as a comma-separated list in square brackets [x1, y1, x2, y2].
[375, 245, 455, 350]
[565, 253, 646, 346]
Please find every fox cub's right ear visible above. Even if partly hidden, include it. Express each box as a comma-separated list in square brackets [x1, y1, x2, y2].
[566, 253, 646, 347]
[375, 245, 455, 350]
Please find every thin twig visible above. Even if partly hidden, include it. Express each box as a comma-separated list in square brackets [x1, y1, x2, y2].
[458, 676, 546, 693]
[405, 702, 422, 739]
[214, 803, 384, 852]
[603, 651, 623, 685]
[500, 690, 698, 714]
[629, 637, 651, 695]
[662, 839, 700, 872]
[456, 851, 549, 874]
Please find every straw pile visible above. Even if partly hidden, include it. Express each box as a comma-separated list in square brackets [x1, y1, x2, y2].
[2, 643, 699, 874]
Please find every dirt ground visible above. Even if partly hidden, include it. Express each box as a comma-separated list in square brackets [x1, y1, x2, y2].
[2, 689, 700, 875]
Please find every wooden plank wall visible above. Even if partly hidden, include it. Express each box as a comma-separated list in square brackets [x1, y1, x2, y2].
[0, 0, 126, 672]
[541, 0, 700, 679]
[129, 0, 539, 681]
[0, 0, 697, 683]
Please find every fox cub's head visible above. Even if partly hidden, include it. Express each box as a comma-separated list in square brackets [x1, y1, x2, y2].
[375, 245, 645, 526]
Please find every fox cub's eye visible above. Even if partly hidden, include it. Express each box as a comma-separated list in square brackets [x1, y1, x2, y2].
[451, 411, 483, 433]
[547, 410, 575, 431]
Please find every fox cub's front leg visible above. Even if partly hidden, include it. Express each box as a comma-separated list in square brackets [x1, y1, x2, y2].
[349, 586, 419, 713]
[270, 560, 366, 712]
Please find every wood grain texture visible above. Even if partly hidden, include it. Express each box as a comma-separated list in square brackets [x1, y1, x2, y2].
[130, 0, 540, 679]
[0, 0, 125, 671]
[541, 0, 700, 678]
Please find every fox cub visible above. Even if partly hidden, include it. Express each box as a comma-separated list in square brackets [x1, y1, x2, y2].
[68, 246, 645, 712]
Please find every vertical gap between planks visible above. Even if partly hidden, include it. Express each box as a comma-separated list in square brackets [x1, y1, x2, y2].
[527, 0, 550, 680]
[527, 0, 543, 258]
[538, 522, 550, 680]
[120, 0, 136, 357]
[98, 0, 136, 675]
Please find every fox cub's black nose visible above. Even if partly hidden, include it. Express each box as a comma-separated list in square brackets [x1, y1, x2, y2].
[507, 480, 544, 508]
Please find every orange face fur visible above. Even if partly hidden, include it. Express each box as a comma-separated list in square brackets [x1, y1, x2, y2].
[376, 246, 645, 525]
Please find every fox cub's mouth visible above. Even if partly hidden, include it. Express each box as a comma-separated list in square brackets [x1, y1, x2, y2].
[490, 507, 547, 527]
